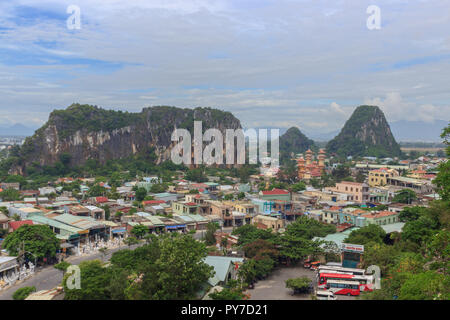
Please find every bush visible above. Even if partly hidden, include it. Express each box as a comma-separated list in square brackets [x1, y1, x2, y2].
[13, 286, 36, 300]
[285, 277, 312, 294]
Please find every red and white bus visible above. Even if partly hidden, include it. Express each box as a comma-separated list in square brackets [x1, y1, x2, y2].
[318, 265, 366, 276]
[326, 280, 363, 296]
[317, 272, 373, 292]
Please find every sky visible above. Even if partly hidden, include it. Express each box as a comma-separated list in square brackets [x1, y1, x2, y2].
[0, 0, 449, 135]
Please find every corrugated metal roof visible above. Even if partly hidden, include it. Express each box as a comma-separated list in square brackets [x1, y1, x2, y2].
[29, 215, 83, 234]
[143, 216, 165, 226]
[52, 213, 104, 230]
[204, 256, 245, 286]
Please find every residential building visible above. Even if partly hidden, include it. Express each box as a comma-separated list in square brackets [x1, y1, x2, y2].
[326, 181, 370, 204]
[368, 168, 399, 187]
[253, 214, 285, 232]
[361, 210, 400, 226]
[259, 188, 290, 201]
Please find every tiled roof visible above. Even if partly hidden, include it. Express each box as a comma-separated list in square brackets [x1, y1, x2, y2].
[261, 189, 289, 195]
[362, 210, 398, 218]
[142, 200, 166, 205]
[9, 220, 33, 230]
[95, 197, 109, 203]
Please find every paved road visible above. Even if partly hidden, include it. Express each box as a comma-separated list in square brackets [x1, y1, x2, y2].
[0, 243, 141, 300]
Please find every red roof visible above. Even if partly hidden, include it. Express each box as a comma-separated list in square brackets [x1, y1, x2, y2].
[9, 220, 33, 231]
[95, 197, 109, 203]
[185, 202, 197, 206]
[142, 200, 166, 205]
[262, 188, 289, 195]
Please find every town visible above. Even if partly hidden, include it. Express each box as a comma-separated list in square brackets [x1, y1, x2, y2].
[0, 134, 448, 300]
[1, 0, 449, 307]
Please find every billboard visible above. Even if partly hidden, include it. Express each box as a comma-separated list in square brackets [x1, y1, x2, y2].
[341, 243, 364, 253]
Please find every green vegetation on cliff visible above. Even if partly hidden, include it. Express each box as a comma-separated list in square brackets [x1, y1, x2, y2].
[326, 105, 402, 158]
[279, 127, 315, 164]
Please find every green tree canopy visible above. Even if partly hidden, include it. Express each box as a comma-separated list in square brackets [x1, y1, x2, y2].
[344, 224, 386, 246]
[2, 224, 59, 261]
[392, 189, 417, 204]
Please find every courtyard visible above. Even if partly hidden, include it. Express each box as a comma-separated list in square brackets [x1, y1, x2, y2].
[246, 265, 356, 300]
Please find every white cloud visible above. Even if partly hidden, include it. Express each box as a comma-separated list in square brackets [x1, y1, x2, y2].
[0, 0, 450, 135]
[364, 92, 450, 123]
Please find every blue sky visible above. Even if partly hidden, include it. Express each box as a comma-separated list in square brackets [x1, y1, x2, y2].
[0, 0, 449, 135]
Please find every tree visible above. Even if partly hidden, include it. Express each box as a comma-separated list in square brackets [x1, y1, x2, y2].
[102, 205, 111, 220]
[283, 216, 336, 239]
[291, 182, 306, 192]
[185, 168, 207, 183]
[63, 260, 111, 300]
[360, 243, 400, 276]
[401, 217, 437, 246]
[135, 187, 147, 202]
[2, 224, 60, 262]
[209, 286, 245, 300]
[233, 224, 279, 246]
[131, 225, 148, 239]
[224, 194, 234, 201]
[433, 124, 450, 201]
[204, 222, 219, 246]
[356, 171, 366, 183]
[242, 239, 279, 260]
[124, 237, 139, 248]
[344, 224, 386, 246]
[398, 271, 450, 300]
[152, 234, 214, 299]
[150, 183, 167, 193]
[0, 188, 21, 201]
[332, 165, 351, 180]
[237, 192, 245, 200]
[13, 286, 36, 300]
[285, 277, 312, 294]
[278, 233, 323, 263]
[54, 261, 71, 272]
[88, 184, 106, 197]
[399, 206, 426, 222]
[392, 189, 417, 204]
[238, 259, 258, 285]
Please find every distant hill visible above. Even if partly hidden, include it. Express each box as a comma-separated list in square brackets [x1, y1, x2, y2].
[279, 127, 315, 164]
[9, 104, 242, 175]
[390, 120, 448, 142]
[0, 123, 37, 137]
[326, 105, 402, 158]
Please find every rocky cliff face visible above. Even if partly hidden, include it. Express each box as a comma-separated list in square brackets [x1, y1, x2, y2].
[326, 105, 402, 157]
[12, 104, 241, 174]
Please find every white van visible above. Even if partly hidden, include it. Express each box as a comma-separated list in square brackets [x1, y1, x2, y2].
[316, 290, 337, 300]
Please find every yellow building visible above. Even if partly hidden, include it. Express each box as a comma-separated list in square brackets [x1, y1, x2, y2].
[368, 168, 399, 187]
[253, 215, 285, 232]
